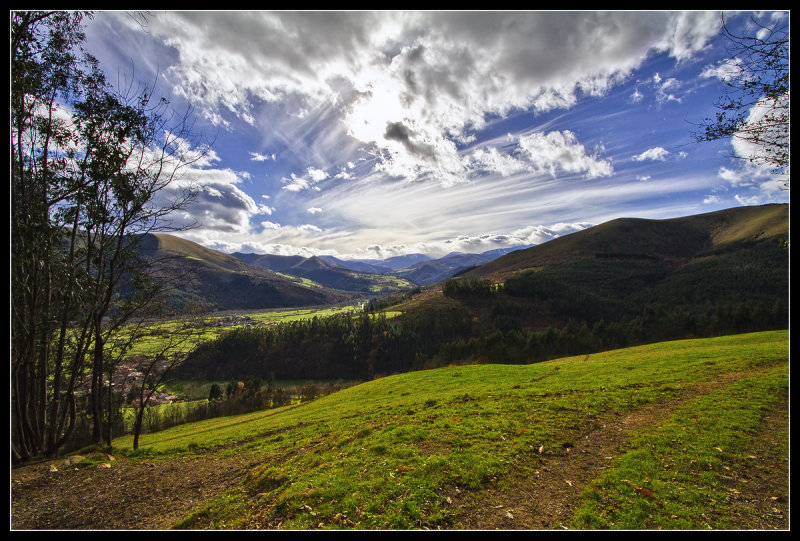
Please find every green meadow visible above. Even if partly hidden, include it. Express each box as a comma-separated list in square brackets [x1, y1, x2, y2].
[107, 330, 788, 530]
[121, 303, 365, 359]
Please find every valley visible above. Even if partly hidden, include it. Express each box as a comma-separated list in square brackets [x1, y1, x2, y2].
[11, 203, 790, 530]
[12, 10, 789, 532]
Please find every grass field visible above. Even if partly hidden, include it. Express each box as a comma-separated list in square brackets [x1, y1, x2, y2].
[80, 330, 790, 530]
[121, 303, 366, 360]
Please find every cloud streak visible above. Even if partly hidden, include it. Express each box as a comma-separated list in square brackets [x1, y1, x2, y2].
[84, 11, 789, 259]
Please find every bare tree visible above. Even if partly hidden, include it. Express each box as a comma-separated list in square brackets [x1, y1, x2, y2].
[128, 307, 212, 451]
[694, 13, 789, 188]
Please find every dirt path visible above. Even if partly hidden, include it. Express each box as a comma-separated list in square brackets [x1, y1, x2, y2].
[11, 370, 789, 530]
[447, 395, 682, 529]
[448, 370, 789, 530]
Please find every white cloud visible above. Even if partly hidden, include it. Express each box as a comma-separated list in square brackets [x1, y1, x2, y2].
[119, 11, 720, 186]
[249, 151, 275, 162]
[516, 130, 613, 179]
[718, 166, 748, 186]
[633, 147, 670, 161]
[700, 57, 744, 82]
[731, 93, 789, 169]
[510, 222, 594, 246]
[655, 77, 683, 104]
[281, 166, 331, 192]
[467, 147, 529, 178]
[332, 222, 594, 260]
[88, 11, 764, 259]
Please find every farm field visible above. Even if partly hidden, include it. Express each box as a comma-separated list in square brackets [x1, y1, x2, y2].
[11, 330, 789, 530]
[124, 303, 367, 359]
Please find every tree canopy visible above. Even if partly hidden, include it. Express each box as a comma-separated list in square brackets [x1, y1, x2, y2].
[11, 11, 203, 461]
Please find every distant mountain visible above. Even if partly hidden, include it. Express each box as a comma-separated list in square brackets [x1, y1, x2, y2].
[236, 248, 530, 290]
[231, 253, 416, 294]
[319, 253, 435, 273]
[320, 246, 532, 286]
[139, 234, 350, 312]
[391, 246, 532, 285]
[317, 256, 391, 274]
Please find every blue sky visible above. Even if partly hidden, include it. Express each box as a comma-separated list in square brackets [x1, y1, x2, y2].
[84, 10, 789, 259]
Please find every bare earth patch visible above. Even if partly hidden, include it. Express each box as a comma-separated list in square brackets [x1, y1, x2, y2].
[11, 452, 261, 529]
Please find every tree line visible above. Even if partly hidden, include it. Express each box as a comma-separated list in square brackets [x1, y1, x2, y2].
[179, 235, 788, 383]
[177, 295, 787, 384]
[11, 11, 204, 463]
[178, 303, 476, 382]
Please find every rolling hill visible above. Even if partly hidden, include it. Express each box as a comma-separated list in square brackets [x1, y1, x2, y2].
[412, 203, 789, 332]
[175, 203, 788, 383]
[139, 233, 351, 312]
[11, 331, 789, 530]
[466, 203, 789, 280]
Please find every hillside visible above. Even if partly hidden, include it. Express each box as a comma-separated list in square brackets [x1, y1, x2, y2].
[466, 203, 788, 280]
[406, 203, 789, 332]
[174, 204, 788, 383]
[11, 331, 789, 530]
[140, 233, 351, 312]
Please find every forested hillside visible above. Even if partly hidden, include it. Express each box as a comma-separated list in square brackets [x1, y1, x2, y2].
[177, 204, 788, 382]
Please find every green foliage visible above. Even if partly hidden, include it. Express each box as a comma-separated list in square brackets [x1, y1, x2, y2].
[179, 304, 475, 381]
[442, 278, 498, 298]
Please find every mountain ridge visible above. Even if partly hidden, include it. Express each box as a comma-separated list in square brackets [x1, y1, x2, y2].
[463, 203, 788, 281]
[139, 233, 351, 312]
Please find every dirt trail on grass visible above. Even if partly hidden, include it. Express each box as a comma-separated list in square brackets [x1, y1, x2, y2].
[447, 369, 789, 530]
[447, 393, 684, 529]
[11, 369, 788, 530]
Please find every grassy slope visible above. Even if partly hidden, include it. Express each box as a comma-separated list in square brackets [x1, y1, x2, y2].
[107, 330, 788, 530]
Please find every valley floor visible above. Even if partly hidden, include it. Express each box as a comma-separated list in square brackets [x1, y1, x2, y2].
[11, 362, 788, 530]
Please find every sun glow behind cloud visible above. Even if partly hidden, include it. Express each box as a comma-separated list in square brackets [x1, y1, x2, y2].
[84, 10, 789, 258]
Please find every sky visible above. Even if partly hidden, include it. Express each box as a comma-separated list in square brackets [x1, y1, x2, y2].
[83, 10, 789, 260]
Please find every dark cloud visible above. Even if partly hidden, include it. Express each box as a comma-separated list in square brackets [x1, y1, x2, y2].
[384, 121, 437, 161]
